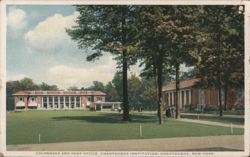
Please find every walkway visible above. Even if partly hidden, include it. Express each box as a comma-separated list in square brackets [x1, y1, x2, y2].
[178, 118, 244, 128]
[7, 135, 243, 151]
[181, 113, 244, 119]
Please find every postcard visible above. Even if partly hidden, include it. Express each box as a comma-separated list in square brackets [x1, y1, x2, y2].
[0, 0, 249, 157]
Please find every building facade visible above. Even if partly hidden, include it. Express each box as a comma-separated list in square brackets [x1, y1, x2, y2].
[162, 79, 244, 110]
[13, 90, 106, 110]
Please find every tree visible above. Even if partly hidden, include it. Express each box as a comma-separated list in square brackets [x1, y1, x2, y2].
[140, 77, 158, 110]
[166, 6, 197, 119]
[193, 6, 244, 115]
[136, 6, 175, 124]
[67, 6, 140, 121]
[137, 6, 197, 122]
[67, 86, 80, 91]
[19, 77, 39, 90]
[39, 82, 58, 90]
[128, 73, 142, 110]
[111, 71, 124, 104]
[86, 81, 105, 92]
[105, 82, 119, 102]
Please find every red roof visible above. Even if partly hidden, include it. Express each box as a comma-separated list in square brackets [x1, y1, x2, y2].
[13, 90, 106, 96]
[162, 78, 200, 91]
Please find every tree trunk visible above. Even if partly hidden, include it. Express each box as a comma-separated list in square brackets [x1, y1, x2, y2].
[218, 87, 223, 116]
[157, 55, 164, 124]
[121, 7, 130, 121]
[175, 62, 180, 119]
[223, 85, 228, 111]
[217, 30, 223, 117]
[122, 49, 130, 121]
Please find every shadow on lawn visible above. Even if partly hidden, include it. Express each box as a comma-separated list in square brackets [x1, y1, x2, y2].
[51, 113, 158, 123]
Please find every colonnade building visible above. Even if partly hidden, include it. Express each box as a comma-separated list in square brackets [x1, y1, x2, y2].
[13, 90, 106, 110]
[162, 78, 244, 110]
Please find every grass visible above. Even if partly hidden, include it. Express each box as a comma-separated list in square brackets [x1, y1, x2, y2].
[7, 110, 244, 145]
[180, 115, 244, 125]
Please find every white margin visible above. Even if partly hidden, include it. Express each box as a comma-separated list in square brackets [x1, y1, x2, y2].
[0, 0, 249, 157]
[244, 1, 250, 156]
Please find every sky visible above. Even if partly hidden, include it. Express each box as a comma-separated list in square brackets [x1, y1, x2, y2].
[6, 5, 142, 89]
[6, 5, 193, 90]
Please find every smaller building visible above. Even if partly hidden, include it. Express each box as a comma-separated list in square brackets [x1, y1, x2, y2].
[13, 90, 106, 110]
[162, 79, 244, 110]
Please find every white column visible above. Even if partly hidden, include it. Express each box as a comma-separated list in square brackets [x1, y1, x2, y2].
[41, 97, 44, 109]
[47, 96, 49, 108]
[172, 92, 174, 105]
[184, 90, 186, 106]
[80, 96, 82, 108]
[69, 96, 71, 108]
[58, 96, 60, 108]
[63, 96, 66, 108]
[189, 89, 192, 105]
[168, 93, 171, 106]
[179, 91, 182, 109]
[74, 96, 76, 109]
[52, 96, 55, 109]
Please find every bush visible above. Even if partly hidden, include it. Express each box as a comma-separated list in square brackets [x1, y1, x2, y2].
[234, 104, 244, 111]
[204, 105, 218, 112]
[182, 104, 196, 112]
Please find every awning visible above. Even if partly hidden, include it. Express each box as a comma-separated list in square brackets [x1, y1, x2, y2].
[28, 102, 37, 107]
[16, 102, 25, 107]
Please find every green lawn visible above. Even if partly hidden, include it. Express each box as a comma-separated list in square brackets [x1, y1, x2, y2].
[7, 110, 244, 145]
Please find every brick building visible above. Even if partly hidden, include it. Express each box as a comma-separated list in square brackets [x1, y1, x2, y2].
[162, 79, 244, 110]
[13, 90, 106, 110]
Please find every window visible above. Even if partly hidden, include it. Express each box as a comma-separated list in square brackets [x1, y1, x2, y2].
[19, 97, 23, 101]
[87, 96, 93, 102]
[31, 97, 35, 101]
[97, 96, 103, 101]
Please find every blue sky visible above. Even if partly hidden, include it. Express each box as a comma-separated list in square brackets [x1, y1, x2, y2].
[6, 5, 193, 89]
[7, 5, 142, 89]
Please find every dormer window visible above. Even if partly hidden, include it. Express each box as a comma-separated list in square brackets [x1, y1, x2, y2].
[19, 97, 23, 101]
[31, 97, 35, 101]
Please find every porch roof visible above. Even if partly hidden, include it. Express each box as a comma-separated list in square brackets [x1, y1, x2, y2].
[13, 90, 106, 96]
[162, 78, 200, 92]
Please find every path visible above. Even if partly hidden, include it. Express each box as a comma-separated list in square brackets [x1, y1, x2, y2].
[7, 135, 243, 151]
[177, 118, 244, 128]
[181, 113, 244, 119]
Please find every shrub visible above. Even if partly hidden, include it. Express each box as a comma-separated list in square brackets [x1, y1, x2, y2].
[204, 105, 218, 112]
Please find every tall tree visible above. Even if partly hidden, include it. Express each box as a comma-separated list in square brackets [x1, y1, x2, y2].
[193, 6, 244, 115]
[137, 6, 197, 122]
[137, 6, 173, 124]
[67, 6, 139, 121]
[167, 6, 197, 119]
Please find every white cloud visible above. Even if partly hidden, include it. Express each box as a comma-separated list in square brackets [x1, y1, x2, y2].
[7, 8, 27, 38]
[7, 73, 29, 81]
[46, 56, 117, 89]
[24, 12, 79, 53]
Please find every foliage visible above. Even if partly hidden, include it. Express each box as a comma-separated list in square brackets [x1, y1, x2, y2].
[67, 5, 142, 121]
[192, 6, 244, 115]
[204, 105, 219, 112]
[104, 82, 119, 102]
[85, 81, 105, 92]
